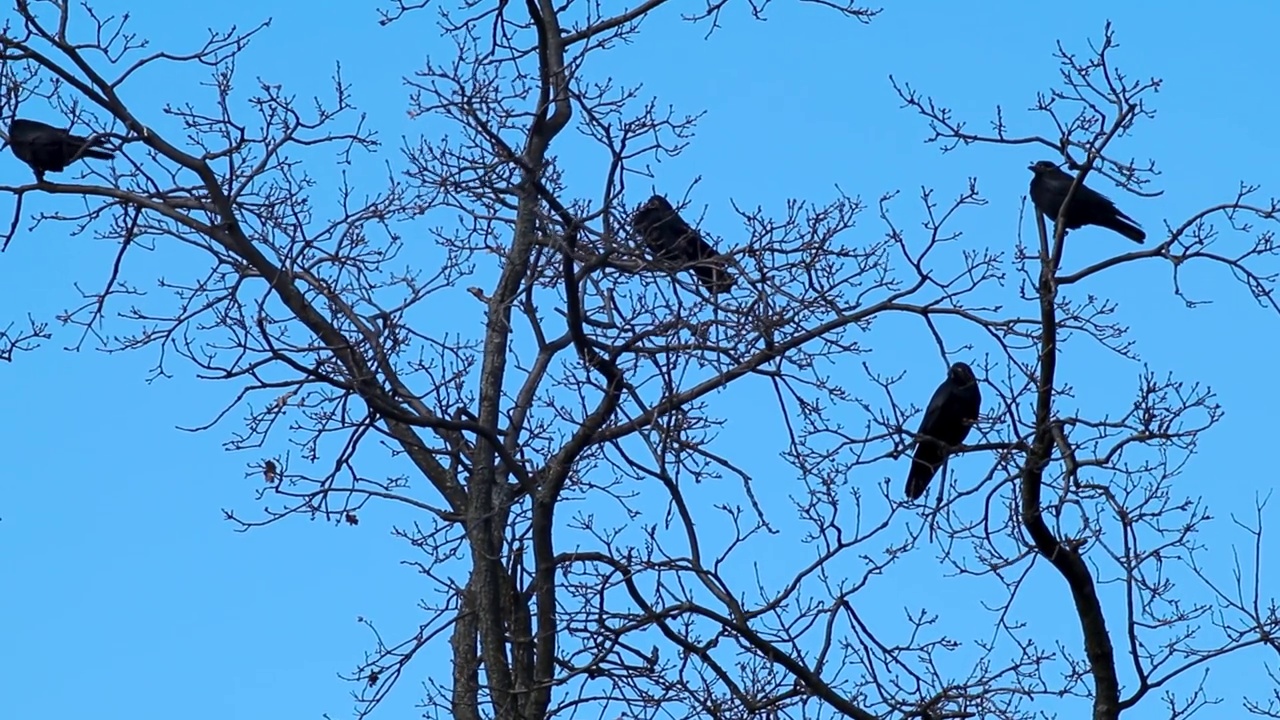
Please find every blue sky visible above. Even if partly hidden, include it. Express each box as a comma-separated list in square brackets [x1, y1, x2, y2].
[2, 1, 1278, 719]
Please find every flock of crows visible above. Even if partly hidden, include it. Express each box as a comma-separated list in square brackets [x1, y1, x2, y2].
[630, 160, 1145, 501]
[5, 117, 1148, 501]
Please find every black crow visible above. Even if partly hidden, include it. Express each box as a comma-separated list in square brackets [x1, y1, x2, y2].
[7, 118, 114, 181]
[905, 362, 982, 501]
[631, 194, 735, 294]
[1028, 160, 1145, 244]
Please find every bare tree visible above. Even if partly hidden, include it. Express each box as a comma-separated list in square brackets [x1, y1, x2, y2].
[2, 3, 1277, 720]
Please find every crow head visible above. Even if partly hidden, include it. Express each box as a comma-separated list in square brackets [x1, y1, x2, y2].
[948, 362, 976, 385]
[1028, 160, 1061, 175]
[632, 194, 678, 234]
[641, 194, 674, 213]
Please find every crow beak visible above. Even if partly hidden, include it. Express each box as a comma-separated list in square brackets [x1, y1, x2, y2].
[1026, 163, 1036, 171]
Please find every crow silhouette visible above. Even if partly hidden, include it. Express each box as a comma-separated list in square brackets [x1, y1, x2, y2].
[905, 362, 982, 501]
[1028, 160, 1145, 243]
[7, 118, 114, 181]
[631, 195, 735, 294]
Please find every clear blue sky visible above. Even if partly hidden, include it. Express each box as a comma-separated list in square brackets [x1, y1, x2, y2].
[2, 1, 1278, 718]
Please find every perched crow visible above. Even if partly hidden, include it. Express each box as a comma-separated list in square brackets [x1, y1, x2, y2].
[631, 194, 735, 294]
[7, 118, 114, 181]
[1028, 160, 1145, 244]
[905, 362, 982, 501]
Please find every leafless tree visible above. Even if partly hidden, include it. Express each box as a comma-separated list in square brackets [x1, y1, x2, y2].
[2, 3, 1277, 720]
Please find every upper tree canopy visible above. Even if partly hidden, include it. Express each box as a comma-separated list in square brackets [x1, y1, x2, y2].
[2, 2, 1278, 720]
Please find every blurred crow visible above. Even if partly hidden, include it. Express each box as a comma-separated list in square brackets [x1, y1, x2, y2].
[631, 194, 735, 294]
[1028, 160, 1145, 243]
[905, 362, 982, 501]
[7, 118, 114, 181]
